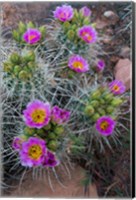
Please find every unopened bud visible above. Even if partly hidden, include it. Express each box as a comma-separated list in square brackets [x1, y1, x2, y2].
[10, 53, 21, 64]
[84, 105, 94, 116]
[111, 98, 123, 106]
[92, 113, 100, 121]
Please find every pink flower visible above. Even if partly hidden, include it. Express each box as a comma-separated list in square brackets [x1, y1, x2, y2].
[43, 151, 59, 167]
[19, 137, 47, 167]
[80, 6, 91, 17]
[78, 25, 97, 43]
[23, 100, 51, 129]
[96, 59, 105, 71]
[68, 55, 89, 73]
[12, 137, 24, 151]
[95, 116, 116, 136]
[23, 28, 41, 44]
[109, 80, 126, 95]
[53, 5, 74, 22]
[52, 106, 70, 124]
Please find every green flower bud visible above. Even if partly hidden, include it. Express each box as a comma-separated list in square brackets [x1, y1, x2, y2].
[39, 25, 46, 38]
[91, 23, 97, 28]
[99, 98, 105, 105]
[37, 129, 45, 135]
[23, 51, 35, 62]
[27, 62, 36, 70]
[3, 62, 13, 73]
[18, 21, 26, 34]
[10, 53, 21, 64]
[83, 18, 90, 25]
[19, 70, 30, 81]
[67, 30, 75, 40]
[84, 105, 95, 116]
[20, 134, 28, 140]
[48, 140, 58, 151]
[68, 70, 75, 78]
[104, 93, 114, 101]
[71, 24, 77, 31]
[24, 127, 35, 135]
[97, 108, 106, 116]
[90, 100, 99, 108]
[44, 123, 52, 131]
[13, 65, 22, 75]
[12, 30, 21, 41]
[55, 126, 64, 135]
[74, 9, 79, 18]
[111, 98, 123, 106]
[27, 21, 35, 28]
[106, 106, 115, 114]
[91, 90, 101, 99]
[48, 132, 57, 139]
[63, 21, 71, 31]
[92, 113, 100, 121]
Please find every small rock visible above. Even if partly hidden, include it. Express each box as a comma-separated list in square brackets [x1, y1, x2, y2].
[119, 46, 130, 59]
[103, 10, 119, 25]
[114, 59, 132, 90]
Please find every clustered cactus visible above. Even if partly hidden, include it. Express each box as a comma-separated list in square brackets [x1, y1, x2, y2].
[1, 4, 129, 191]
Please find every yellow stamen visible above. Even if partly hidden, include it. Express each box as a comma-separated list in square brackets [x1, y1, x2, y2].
[113, 85, 120, 92]
[82, 32, 92, 41]
[31, 109, 46, 123]
[28, 34, 36, 41]
[100, 121, 109, 130]
[28, 145, 42, 160]
[73, 61, 83, 69]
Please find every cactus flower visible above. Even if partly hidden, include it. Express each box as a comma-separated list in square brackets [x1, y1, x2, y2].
[78, 25, 97, 43]
[53, 5, 74, 22]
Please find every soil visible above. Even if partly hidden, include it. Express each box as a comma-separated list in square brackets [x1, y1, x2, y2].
[1, 1, 131, 198]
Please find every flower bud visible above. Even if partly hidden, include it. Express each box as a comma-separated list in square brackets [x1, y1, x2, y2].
[39, 25, 46, 37]
[106, 106, 114, 114]
[111, 98, 123, 106]
[91, 90, 101, 99]
[97, 108, 106, 116]
[83, 18, 90, 25]
[91, 23, 97, 28]
[27, 21, 35, 28]
[92, 113, 100, 121]
[84, 105, 94, 116]
[3, 62, 13, 73]
[104, 93, 114, 101]
[99, 98, 105, 105]
[10, 53, 21, 64]
[90, 100, 99, 107]
[48, 140, 58, 151]
[19, 70, 29, 81]
[13, 65, 21, 75]
[44, 123, 51, 130]
[48, 132, 57, 139]
[24, 127, 35, 135]
[55, 126, 64, 135]
[23, 51, 35, 62]
[67, 30, 75, 40]
[18, 21, 26, 34]
[12, 30, 21, 41]
[63, 21, 71, 30]
[37, 129, 45, 135]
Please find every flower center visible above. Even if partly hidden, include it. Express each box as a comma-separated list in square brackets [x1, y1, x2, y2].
[113, 85, 120, 91]
[73, 61, 83, 69]
[31, 109, 46, 123]
[28, 34, 36, 41]
[28, 145, 42, 160]
[100, 121, 109, 130]
[60, 12, 65, 18]
[82, 32, 92, 41]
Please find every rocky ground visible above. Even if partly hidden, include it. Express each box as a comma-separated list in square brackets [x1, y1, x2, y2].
[1, 2, 132, 198]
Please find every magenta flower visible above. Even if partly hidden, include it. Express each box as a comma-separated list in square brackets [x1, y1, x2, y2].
[23, 100, 51, 129]
[23, 28, 41, 44]
[109, 80, 126, 95]
[43, 151, 59, 167]
[52, 106, 70, 124]
[68, 55, 89, 73]
[12, 137, 24, 151]
[78, 25, 97, 43]
[19, 137, 47, 167]
[53, 5, 74, 22]
[96, 59, 105, 71]
[96, 116, 116, 136]
[80, 6, 91, 17]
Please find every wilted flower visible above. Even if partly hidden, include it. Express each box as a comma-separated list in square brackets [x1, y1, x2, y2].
[12, 137, 24, 151]
[78, 25, 97, 43]
[43, 151, 59, 167]
[80, 6, 91, 17]
[19, 137, 46, 167]
[96, 59, 105, 71]
[53, 5, 74, 22]
[109, 80, 126, 95]
[68, 55, 89, 73]
[52, 106, 70, 124]
[96, 116, 116, 136]
[23, 100, 51, 129]
[23, 28, 41, 44]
